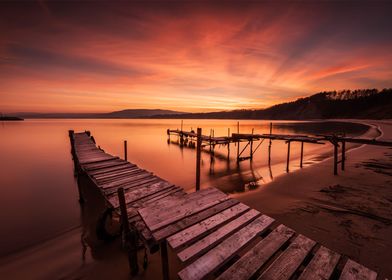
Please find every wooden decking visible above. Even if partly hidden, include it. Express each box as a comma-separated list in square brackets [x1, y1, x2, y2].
[69, 130, 186, 247]
[138, 188, 378, 280]
[69, 130, 380, 280]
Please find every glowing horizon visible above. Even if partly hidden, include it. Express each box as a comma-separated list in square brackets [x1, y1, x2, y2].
[1, 1, 392, 113]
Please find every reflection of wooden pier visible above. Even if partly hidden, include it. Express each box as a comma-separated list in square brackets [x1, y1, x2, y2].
[69, 130, 379, 280]
[167, 123, 392, 175]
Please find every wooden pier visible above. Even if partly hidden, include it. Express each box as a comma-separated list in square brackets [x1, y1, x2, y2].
[167, 125, 392, 175]
[69, 130, 380, 280]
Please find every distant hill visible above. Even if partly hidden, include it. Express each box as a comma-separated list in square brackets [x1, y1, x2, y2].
[153, 88, 392, 120]
[0, 115, 23, 121]
[10, 89, 392, 120]
[16, 109, 185, 119]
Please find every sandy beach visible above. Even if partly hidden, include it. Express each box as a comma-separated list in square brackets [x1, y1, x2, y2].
[1, 120, 391, 280]
[239, 119, 392, 279]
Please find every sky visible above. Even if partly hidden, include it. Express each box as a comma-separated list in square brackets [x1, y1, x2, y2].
[1, 1, 392, 113]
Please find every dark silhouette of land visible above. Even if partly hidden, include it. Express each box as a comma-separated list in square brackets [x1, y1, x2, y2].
[9, 88, 392, 120]
[15, 109, 185, 119]
[155, 88, 392, 120]
[0, 115, 23, 121]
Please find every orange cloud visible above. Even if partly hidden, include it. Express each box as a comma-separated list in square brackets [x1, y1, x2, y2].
[0, 1, 391, 113]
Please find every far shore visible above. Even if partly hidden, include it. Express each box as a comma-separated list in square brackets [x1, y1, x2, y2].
[0, 119, 391, 279]
[0, 116, 23, 121]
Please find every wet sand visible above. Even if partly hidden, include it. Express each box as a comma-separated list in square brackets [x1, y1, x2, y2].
[239, 119, 392, 279]
[1, 120, 391, 279]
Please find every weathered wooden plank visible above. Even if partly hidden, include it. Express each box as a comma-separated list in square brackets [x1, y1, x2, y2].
[104, 177, 163, 195]
[127, 187, 186, 220]
[139, 188, 225, 230]
[168, 203, 250, 250]
[104, 178, 167, 197]
[128, 190, 186, 223]
[139, 188, 219, 219]
[95, 169, 146, 184]
[83, 159, 126, 171]
[298, 246, 340, 280]
[339, 259, 377, 280]
[108, 181, 174, 208]
[126, 188, 186, 217]
[88, 162, 134, 175]
[93, 166, 140, 180]
[141, 189, 229, 232]
[152, 199, 239, 242]
[217, 224, 295, 280]
[178, 215, 274, 280]
[98, 172, 155, 189]
[79, 157, 116, 165]
[80, 157, 115, 164]
[258, 234, 316, 280]
[178, 209, 262, 262]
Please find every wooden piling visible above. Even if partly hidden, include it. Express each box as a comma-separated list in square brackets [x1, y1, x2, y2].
[196, 128, 202, 191]
[161, 240, 170, 280]
[300, 141, 304, 168]
[286, 141, 291, 172]
[334, 143, 338, 175]
[341, 141, 346, 171]
[227, 128, 230, 158]
[268, 122, 272, 164]
[237, 122, 240, 162]
[118, 187, 139, 276]
[250, 128, 254, 160]
[124, 140, 128, 161]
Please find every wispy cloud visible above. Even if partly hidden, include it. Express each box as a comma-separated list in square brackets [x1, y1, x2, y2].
[0, 1, 391, 113]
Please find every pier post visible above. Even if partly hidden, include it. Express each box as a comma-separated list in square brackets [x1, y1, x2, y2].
[227, 128, 230, 158]
[268, 122, 272, 164]
[334, 143, 338, 175]
[250, 128, 254, 160]
[286, 141, 291, 172]
[237, 122, 240, 163]
[68, 130, 77, 176]
[196, 128, 202, 191]
[118, 187, 139, 276]
[341, 141, 346, 171]
[160, 240, 170, 280]
[124, 140, 128, 161]
[300, 141, 304, 168]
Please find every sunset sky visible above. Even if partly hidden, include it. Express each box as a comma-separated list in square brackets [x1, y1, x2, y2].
[1, 1, 392, 113]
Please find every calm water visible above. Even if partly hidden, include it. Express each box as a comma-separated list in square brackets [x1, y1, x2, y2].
[0, 119, 368, 257]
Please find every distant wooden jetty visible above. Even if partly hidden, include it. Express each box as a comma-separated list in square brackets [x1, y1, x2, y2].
[69, 130, 380, 280]
[168, 122, 392, 174]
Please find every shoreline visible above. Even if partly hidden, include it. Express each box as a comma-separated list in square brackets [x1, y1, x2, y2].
[237, 119, 392, 278]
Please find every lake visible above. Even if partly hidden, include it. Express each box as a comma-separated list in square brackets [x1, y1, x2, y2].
[0, 119, 369, 257]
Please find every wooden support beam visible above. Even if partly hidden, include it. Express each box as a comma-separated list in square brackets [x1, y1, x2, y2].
[196, 128, 202, 191]
[334, 143, 338, 175]
[286, 141, 291, 172]
[124, 140, 127, 161]
[268, 122, 272, 165]
[117, 187, 139, 276]
[250, 128, 254, 160]
[227, 128, 230, 158]
[341, 141, 346, 171]
[161, 240, 170, 280]
[300, 141, 304, 168]
[237, 122, 240, 163]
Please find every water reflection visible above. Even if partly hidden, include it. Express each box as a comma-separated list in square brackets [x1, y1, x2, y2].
[0, 119, 369, 257]
[167, 137, 273, 193]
